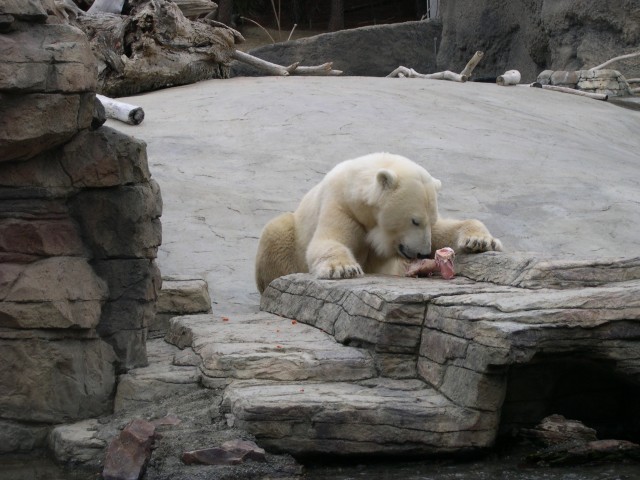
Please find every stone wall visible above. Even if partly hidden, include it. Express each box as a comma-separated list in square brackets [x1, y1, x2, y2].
[437, 0, 640, 82]
[0, 0, 162, 452]
[231, 20, 443, 77]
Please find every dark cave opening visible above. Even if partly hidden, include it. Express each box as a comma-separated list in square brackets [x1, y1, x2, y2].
[498, 354, 640, 443]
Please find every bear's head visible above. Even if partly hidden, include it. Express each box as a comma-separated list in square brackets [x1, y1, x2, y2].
[365, 166, 441, 260]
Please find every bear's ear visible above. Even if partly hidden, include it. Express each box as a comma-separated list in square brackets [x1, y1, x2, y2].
[376, 169, 398, 190]
[432, 177, 442, 191]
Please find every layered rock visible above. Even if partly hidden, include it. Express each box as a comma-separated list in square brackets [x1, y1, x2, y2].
[437, 0, 640, 83]
[0, 0, 162, 453]
[151, 275, 212, 338]
[252, 252, 640, 454]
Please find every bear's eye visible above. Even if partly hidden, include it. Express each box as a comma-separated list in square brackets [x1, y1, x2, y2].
[412, 219, 420, 227]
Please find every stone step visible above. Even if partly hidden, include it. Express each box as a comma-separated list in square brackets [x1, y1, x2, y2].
[455, 252, 640, 289]
[261, 255, 640, 445]
[150, 275, 212, 338]
[222, 378, 497, 455]
[165, 312, 378, 388]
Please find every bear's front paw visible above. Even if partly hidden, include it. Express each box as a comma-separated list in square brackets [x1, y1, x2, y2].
[459, 235, 503, 253]
[313, 261, 364, 280]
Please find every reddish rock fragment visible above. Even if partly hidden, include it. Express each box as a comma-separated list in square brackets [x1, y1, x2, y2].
[222, 439, 267, 462]
[102, 419, 156, 480]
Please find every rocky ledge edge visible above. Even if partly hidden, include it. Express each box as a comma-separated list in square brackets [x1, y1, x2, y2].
[42, 252, 640, 478]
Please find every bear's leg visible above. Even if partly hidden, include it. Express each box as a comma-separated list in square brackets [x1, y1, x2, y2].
[432, 218, 503, 253]
[255, 212, 300, 293]
[306, 214, 366, 279]
[307, 237, 365, 279]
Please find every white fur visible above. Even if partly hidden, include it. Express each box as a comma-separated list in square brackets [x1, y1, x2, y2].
[255, 153, 503, 292]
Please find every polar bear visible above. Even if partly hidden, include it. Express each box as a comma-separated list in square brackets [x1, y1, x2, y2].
[255, 153, 502, 293]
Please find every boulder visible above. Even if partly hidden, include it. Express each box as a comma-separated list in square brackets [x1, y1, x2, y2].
[48, 419, 108, 464]
[151, 275, 212, 338]
[0, 257, 107, 329]
[69, 180, 163, 259]
[102, 419, 156, 480]
[0, 92, 96, 162]
[0, 328, 116, 424]
[0, 22, 97, 93]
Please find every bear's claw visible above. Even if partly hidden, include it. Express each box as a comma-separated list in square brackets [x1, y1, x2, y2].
[314, 262, 364, 279]
[460, 236, 503, 253]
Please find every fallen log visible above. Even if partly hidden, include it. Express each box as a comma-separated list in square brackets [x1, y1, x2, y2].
[589, 51, 640, 72]
[97, 94, 145, 125]
[387, 51, 484, 83]
[387, 67, 467, 82]
[530, 83, 608, 101]
[172, 0, 218, 18]
[72, 0, 237, 96]
[87, 0, 124, 14]
[231, 50, 343, 76]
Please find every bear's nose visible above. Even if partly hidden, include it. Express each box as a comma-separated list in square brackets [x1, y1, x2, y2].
[416, 252, 431, 260]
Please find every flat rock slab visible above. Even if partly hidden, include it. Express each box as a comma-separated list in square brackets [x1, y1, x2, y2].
[260, 270, 520, 354]
[165, 313, 377, 386]
[262, 252, 640, 414]
[222, 379, 496, 455]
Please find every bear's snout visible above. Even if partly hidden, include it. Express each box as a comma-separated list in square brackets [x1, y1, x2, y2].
[398, 243, 431, 260]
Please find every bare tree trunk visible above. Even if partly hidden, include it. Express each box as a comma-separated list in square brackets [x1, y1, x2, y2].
[217, 0, 234, 25]
[328, 0, 344, 32]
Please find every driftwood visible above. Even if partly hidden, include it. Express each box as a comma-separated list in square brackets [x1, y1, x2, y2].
[69, 0, 341, 95]
[172, 0, 218, 18]
[87, 0, 124, 14]
[460, 51, 484, 78]
[530, 83, 608, 101]
[97, 94, 145, 125]
[387, 67, 467, 82]
[231, 50, 343, 76]
[387, 51, 484, 83]
[589, 51, 640, 72]
[71, 0, 236, 97]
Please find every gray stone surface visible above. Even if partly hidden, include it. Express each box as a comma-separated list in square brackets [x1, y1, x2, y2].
[0, 1, 163, 452]
[254, 252, 640, 453]
[0, 329, 116, 424]
[157, 276, 212, 315]
[107, 76, 640, 312]
[0, 22, 97, 93]
[0, 257, 107, 329]
[166, 313, 376, 385]
[222, 379, 495, 455]
[151, 275, 212, 338]
[48, 337, 303, 479]
[437, 0, 640, 83]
